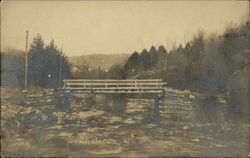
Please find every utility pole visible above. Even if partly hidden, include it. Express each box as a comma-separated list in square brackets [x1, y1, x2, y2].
[25, 30, 28, 90]
[164, 53, 167, 72]
[128, 60, 130, 71]
[59, 45, 63, 89]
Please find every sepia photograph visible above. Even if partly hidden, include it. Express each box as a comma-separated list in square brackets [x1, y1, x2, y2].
[1, 0, 249, 157]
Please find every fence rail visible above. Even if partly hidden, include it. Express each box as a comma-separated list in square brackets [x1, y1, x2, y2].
[62, 79, 166, 94]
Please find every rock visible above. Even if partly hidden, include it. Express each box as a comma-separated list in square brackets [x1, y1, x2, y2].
[78, 110, 104, 120]
[35, 109, 41, 114]
[169, 131, 174, 135]
[130, 133, 135, 144]
[41, 114, 48, 121]
[26, 107, 34, 113]
[36, 93, 44, 97]
[192, 138, 200, 142]
[22, 90, 28, 93]
[189, 94, 195, 99]
[183, 126, 189, 130]
[46, 99, 52, 103]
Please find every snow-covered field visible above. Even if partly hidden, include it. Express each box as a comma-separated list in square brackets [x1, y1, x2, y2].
[1, 87, 248, 157]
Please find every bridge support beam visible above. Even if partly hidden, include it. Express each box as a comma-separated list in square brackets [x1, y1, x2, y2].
[55, 91, 71, 113]
[153, 94, 161, 118]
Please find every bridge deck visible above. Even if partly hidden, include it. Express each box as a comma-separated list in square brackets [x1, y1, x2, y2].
[62, 79, 166, 94]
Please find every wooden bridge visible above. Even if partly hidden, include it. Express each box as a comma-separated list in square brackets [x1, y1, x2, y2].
[61, 79, 166, 94]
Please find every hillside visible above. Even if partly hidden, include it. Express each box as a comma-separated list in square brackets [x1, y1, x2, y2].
[69, 54, 129, 69]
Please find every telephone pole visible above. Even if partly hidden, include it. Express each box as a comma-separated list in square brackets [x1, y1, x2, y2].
[25, 30, 29, 90]
[59, 45, 63, 88]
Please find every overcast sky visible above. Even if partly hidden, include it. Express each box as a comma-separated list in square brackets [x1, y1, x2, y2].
[1, 1, 248, 56]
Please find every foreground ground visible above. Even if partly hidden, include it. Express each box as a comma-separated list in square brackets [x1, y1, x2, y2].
[1, 87, 249, 157]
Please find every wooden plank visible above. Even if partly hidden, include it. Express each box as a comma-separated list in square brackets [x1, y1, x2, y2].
[160, 112, 198, 117]
[160, 103, 194, 107]
[65, 82, 165, 86]
[63, 79, 162, 82]
[64, 87, 163, 90]
[63, 90, 163, 94]
[160, 107, 196, 112]
[64, 79, 162, 81]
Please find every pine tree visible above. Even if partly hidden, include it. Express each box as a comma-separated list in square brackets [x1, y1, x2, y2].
[28, 34, 45, 86]
[140, 49, 151, 70]
[149, 46, 158, 67]
[28, 34, 71, 88]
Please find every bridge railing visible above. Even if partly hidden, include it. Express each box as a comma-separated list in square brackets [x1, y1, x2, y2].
[62, 79, 166, 94]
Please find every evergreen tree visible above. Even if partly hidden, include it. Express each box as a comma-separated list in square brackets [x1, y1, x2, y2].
[149, 46, 158, 67]
[140, 49, 151, 70]
[28, 34, 45, 86]
[126, 51, 140, 70]
[28, 34, 71, 88]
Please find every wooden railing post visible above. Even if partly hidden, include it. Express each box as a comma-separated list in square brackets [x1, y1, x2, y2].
[154, 95, 161, 118]
[116, 80, 118, 91]
[63, 80, 65, 89]
[91, 80, 92, 92]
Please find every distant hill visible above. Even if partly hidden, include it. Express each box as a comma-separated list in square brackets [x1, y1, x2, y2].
[1, 48, 25, 61]
[69, 54, 129, 69]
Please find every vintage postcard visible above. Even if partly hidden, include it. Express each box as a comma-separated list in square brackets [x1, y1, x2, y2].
[1, 0, 249, 157]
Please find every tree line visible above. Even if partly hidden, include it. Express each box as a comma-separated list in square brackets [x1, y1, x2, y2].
[1, 34, 71, 88]
[121, 22, 249, 94]
[1, 21, 249, 93]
